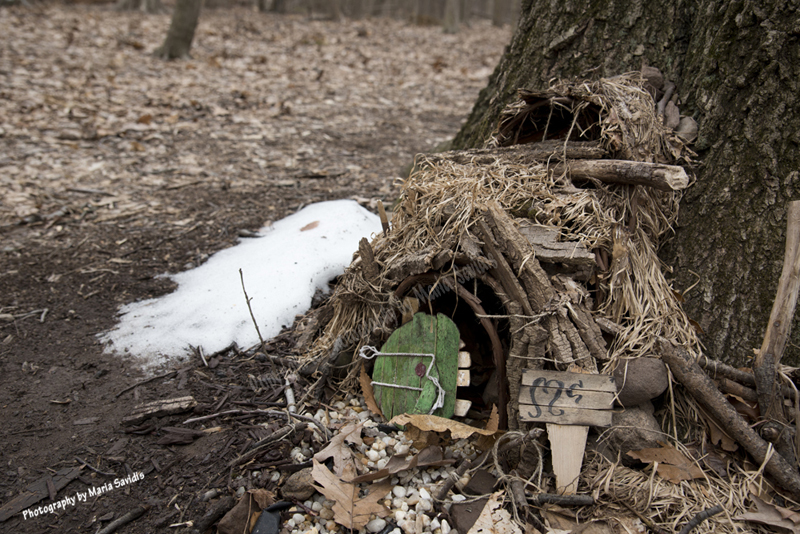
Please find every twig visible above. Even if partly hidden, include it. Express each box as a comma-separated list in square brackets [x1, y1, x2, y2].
[96, 505, 149, 534]
[198, 346, 208, 367]
[75, 457, 116, 477]
[239, 268, 267, 355]
[115, 370, 177, 398]
[227, 424, 298, 467]
[184, 409, 330, 440]
[677, 505, 723, 534]
[528, 493, 594, 506]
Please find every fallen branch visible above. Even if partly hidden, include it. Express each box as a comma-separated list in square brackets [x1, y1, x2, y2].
[554, 159, 689, 191]
[658, 338, 800, 498]
[96, 505, 149, 534]
[754, 201, 800, 440]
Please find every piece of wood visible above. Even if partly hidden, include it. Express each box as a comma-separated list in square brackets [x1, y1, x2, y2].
[547, 424, 589, 494]
[358, 237, 380, 281]
[553, 159, 689, 191]
[476, 219, 534, 316]
[484, 201, 555, 311]
[377, 200, 390, 235]
[373, 312, 459, 420]
[457, 369, 470, 386]
[431, 140, 607, 167]
[657, 338, 800, 498]
[520, 405, 612, 426]
[458, 351, 471, 368]
[521, 369, 616, 391]
[754, 201, 800, 421]
[454, 399, 472, 417]
[516, 222, 596, 266]
[0, 467, 83, 522]
[519, 386, 613, 409]
[121, 396, 197, 426]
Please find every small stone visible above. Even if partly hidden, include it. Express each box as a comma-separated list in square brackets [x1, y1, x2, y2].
[451, 494, 466, 502]
[394, 444, 410, 455]
[367, 449, 380, 462]
[393, 485, 407, 498]
[406, 491, 420, 506]
[235, 486, 246, 498]
[334, 400, 347, 410]
[292, 513, 305, 523]
[319, 508, 335, 520]
[613, 357, 669, 407]
[367, 518, 387, 533]
[441, 519, 451, 534]
[287, 518, 296, 528]
[430, 519, 440, 530]
[421, 471, 431, 484]
[417, 499, 432, 512]
[376, 457, 389, 469]
[395, 510, 407, 521]
[419, 488, 431, 500]
[373, 440, 386, 451]
[326, 521, 337, 531]
[312, 502, 323, 512]
[282, 467, 316, 501]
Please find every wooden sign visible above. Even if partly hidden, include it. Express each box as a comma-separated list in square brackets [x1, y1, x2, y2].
[519, 369, 617, 494]
[518, 370, 616, 427]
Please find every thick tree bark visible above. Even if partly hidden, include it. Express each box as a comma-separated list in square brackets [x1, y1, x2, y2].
[154, 0, 202, 60]
[453, 0, 800, 367]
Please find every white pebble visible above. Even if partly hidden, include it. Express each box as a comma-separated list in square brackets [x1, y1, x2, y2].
[400, 501, 409, 512]
[373, 440, 386, 451]
[292, 513, 305, 523]
[430, 470, 441, 481]
[334, 400, 347, 410]
[394, 444, 410, 455]
[430, 519, 440, 530]
[452, 494, 466, 502]
[329, 411, 340, 420]
[391, 529, 402, 534]
[326, 521, 337, 531]
[304, 500, 313, 509]
[312, 502, 323, 512]
[393, 497, 405, 509]
[441, 520, 451, 534]
[320, 508, 335, 520]
[421, 471, 431, 484]
[270, 471, 281, 482]
[358, 411, 371, 421]
[287, 518, 296, 528]
[393, 485, 407, 498]
[367, 518, 387, 533]
[376, 457, 389, 469]
[367, 449, 380, 462]
[395, 510, 407, 522]
[418, 499, 433, 512]
[406, 492, 420, 506]
[379, 449, 387, 458]
[419, 488, 431, 500]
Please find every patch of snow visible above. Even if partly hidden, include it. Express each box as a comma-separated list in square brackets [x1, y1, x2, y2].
[100, 200, 381, 370]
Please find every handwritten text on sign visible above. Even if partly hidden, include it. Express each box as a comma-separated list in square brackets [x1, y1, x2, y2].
[519, 370, 616, 426]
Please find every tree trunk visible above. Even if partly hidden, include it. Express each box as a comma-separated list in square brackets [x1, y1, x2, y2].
[270, 0, 287, 13]
[491, 0, 509, 26]
[154, 0, 202, 60]
[443, 0, 460, 33]
[453, 0, 800, 367]
[116, 0, 164, 13]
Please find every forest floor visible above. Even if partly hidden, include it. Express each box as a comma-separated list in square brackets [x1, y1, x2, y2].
[0, 5, 510, 533]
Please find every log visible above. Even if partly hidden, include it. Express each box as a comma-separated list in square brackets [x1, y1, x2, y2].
[476, 220, 534, 316]
[516, 222, 596, 266]
[657, 338, 800, 498]
[553, 160, 689, 191]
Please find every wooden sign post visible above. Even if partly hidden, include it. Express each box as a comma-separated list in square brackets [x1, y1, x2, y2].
[519, 369, 616, 494]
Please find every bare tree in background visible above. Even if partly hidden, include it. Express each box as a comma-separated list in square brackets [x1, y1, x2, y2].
[154, 0, 202, 60]
[443, 0, 460, 33]
[116, 0, 164, 14]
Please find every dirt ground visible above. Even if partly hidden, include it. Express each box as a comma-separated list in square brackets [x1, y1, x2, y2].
[0, 5, 510, 532]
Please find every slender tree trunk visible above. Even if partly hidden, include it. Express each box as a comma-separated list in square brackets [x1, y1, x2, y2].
[116, 0, 164, 13]
[491, 0, 510, 26]
[443, 0, 460, 33]
[154, 0, 202, 60]
[270, 0, 287, 13]
[453, 0, 800, 367]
